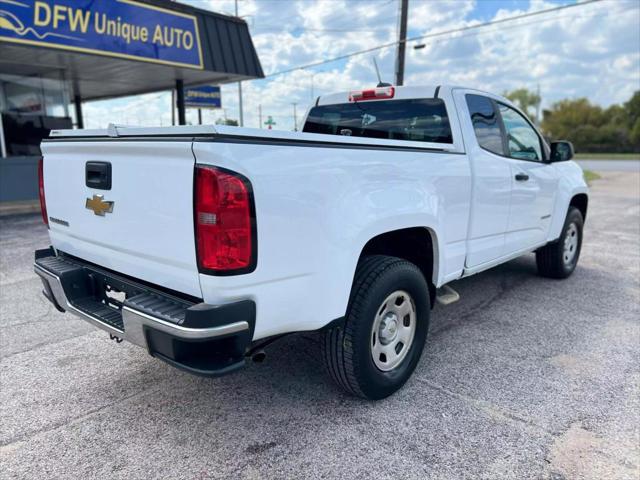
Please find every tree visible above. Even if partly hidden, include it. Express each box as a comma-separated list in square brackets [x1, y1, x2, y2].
[215, 118, 239, 126]
[630, 118, 640, 148]
[541, 92, 639, 153]
[624, 91, 640, 126]
[504, 88, 541, 123]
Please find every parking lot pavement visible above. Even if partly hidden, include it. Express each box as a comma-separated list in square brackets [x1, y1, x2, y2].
[577, 159, 640, 172]
[1, 172, 638, 480]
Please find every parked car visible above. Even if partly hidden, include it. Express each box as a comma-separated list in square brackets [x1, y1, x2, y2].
[34, 85, 587, 399]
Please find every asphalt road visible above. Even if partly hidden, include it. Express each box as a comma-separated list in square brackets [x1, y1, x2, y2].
[1, 172, 638, 480]
[577, 159, 640, 172]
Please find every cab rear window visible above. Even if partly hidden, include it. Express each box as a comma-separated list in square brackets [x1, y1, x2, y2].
[303, 99, 453, 144]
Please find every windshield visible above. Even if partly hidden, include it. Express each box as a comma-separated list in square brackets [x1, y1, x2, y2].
[303, 98, 453, 144]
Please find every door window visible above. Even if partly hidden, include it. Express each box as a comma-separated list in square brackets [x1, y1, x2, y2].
[465, 94, 505, 155]
[497, 104, 542, 161]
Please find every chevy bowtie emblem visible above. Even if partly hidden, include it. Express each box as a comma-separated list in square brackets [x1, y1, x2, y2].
[85, 194, 114, 216]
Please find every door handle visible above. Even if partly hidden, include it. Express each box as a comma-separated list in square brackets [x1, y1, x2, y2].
[515, 173, 529, 181]
[86, 161, 112, 190]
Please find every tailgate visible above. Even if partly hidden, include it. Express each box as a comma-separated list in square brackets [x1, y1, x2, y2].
[40, 139, 201, 297]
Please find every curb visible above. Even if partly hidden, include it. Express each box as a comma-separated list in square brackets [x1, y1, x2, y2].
[0, 201, 41, 217]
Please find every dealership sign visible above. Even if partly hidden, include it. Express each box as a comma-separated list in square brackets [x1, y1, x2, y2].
[184, 85, 221, 109]
[0, 0, 203, 69]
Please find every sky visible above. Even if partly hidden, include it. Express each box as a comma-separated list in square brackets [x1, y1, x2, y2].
[82, 0, 640, 131]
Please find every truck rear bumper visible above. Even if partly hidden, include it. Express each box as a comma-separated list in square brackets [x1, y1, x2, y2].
[34, 248, 255, 377]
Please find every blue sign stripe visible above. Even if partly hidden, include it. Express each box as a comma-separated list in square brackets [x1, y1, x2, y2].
[0, 0, 203, 69]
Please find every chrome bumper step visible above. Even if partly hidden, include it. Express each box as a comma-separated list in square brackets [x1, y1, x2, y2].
[34, 248, 256, 377]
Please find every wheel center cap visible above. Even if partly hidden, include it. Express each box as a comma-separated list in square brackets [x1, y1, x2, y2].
[379, 313, 398, 344]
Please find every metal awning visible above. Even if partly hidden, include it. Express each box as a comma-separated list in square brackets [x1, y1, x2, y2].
[0, 0, 264, 101]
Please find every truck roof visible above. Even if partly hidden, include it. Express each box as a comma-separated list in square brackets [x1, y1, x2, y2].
[48, 85, 509, 142]
[316, 84, 507, 106]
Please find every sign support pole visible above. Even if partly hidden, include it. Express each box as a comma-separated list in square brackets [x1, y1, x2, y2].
[0, 114, 6, 158]
[171, 90, 175, 126]
[176, 79, 186, 126]
[74, 95, 84, 129]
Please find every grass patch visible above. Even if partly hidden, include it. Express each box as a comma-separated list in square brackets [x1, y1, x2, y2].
[574, 153, 639, 160]
[583, 170, 601, 185]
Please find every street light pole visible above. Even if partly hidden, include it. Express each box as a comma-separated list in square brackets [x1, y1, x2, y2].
[292, 102, 298, 131]
[306, 70, 323, 101]
[235, 0, 244, 126]
[238, 82, 244, 127]
[394, 0, 409, 86]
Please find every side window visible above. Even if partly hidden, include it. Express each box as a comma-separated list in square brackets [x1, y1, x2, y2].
[465, 94, 504, 155]
[497, 103, 542, 161]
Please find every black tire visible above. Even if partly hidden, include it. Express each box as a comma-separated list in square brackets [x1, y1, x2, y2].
[322, 255, 430, 400]
[536, 206, 584, 279]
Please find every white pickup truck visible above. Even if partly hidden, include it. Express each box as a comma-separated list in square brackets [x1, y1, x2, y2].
[35, 85, 588, 399]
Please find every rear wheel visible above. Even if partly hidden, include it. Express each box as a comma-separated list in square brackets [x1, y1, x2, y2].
[536, 207, 584, 279]
[322, 255, 430, 400]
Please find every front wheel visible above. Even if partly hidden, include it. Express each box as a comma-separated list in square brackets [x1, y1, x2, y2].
[536, 206, 584, 279]
[322, 255, 430, 400]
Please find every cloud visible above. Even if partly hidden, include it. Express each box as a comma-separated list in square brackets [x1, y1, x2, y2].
[83, 0, 640, 131]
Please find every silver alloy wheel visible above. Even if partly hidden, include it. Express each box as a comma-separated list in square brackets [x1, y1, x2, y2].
[370, 290, 416, 372]
[563, 222, 579, 265]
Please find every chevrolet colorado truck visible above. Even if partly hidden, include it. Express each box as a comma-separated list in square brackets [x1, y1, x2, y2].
[34, 85, 588, 399]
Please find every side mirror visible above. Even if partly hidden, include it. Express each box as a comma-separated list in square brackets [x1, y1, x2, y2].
[550, 141, 574, 162]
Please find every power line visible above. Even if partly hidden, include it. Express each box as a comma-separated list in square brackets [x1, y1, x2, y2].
[401, 8, 624, 60]
[254, 27, 382, 33]
[87, 2, 618, 125]
[264, 0, 605, 78]
[252, 5, 621, 102]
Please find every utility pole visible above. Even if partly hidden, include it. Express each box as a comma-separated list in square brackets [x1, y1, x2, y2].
[394, 0, 409, 86]
[535, 83, 541, 126]
[258, 104, 262, 128]
[292, 103, 298, 131]
[235, 0, 244, 126]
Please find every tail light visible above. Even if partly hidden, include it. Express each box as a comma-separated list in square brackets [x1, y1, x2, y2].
[38, 157, 48, 227]
[349, 86, 395, 102]
[194, 165, 256, 274]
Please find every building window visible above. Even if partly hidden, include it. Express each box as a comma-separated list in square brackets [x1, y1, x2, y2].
[0, 71, 71, 157]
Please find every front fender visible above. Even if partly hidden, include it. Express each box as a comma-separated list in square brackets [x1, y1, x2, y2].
[547, 161, 589, 242]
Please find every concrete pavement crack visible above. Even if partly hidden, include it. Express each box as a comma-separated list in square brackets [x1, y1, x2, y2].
[418, 377, 555, 437]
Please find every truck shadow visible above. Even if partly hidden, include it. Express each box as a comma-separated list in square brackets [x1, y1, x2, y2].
[157, 251, 612, 404]
[102, 249, 628, 475]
